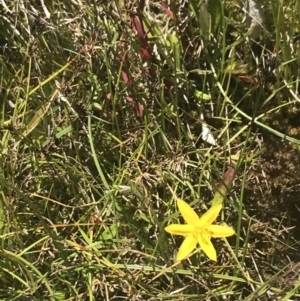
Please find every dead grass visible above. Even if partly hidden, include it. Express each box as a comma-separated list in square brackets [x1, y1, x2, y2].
[0, 0, 300, 300]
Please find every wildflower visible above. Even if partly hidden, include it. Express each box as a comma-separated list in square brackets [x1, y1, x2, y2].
[165, 199, 235, 261]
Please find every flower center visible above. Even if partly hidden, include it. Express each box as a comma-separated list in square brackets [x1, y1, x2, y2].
[194, 226, 212, 243]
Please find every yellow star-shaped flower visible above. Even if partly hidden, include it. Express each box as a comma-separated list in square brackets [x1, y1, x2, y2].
[165, 199, 235, 261]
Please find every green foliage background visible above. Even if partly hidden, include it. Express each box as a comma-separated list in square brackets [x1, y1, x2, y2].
[0, 0, 300, 300]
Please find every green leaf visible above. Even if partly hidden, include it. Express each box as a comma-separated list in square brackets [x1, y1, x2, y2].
[207, 0, 222, 35]
[211, 167, 235, 206]
[199, 2, 211, 41]
[195, 89, 211, 101]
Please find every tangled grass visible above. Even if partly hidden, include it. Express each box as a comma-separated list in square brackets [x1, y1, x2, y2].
[0, 0, 300, 300]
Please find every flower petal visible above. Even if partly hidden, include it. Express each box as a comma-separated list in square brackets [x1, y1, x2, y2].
[198, 234, 217, 261]
[165, 224, 195, 236]
[177, 199, 200, 226]
[176, 236, 197, 261]
[208, 225, 235, 238]
[197, 204, 222, 228]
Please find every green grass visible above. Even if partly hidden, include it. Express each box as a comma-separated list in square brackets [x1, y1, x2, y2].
[1, 0, 300, 300]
